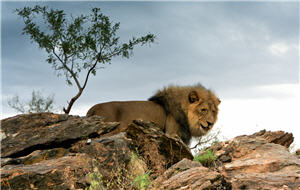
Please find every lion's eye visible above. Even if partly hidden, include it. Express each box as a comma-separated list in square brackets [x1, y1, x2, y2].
[201, 109, 208, 113]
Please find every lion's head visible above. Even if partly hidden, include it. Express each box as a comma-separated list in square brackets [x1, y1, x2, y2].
[186, 89, 220, 137]
[149, 84, 220, 143]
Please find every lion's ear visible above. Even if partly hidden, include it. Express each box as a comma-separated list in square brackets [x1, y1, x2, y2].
[188, 91, 199, 103]
[217, 98, 221, 105]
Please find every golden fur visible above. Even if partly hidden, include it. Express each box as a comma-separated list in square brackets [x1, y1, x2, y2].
[86, 84, 220, 145]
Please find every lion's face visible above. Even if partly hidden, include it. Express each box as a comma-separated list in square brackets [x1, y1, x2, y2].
[187, 91, 220, 136]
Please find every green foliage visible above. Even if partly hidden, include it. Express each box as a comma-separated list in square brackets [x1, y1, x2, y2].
[84, 151, 151, 190]
[85, 172, 103, 190]
[15, 5, 156, 114]
[193, 149, 217, 167]
[8, 90, 55, 113]
[129, 150, 151, 189]
[85, 168, 151, 190]
[133, 173, 151, 190]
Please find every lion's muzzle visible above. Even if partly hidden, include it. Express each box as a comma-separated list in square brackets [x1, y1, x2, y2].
[201, 121, 213, 131]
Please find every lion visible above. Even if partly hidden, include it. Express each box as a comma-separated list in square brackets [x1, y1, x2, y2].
[86, 84, 220, 145]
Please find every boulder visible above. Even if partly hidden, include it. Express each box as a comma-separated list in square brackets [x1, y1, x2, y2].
[209, 130, 300, 189]
[1, 154, 93, 189]
[1, 113, 118, 158]
[126, 120, 193, 177]
[153, 158, 231, 189]
[251, 129, 294, 148]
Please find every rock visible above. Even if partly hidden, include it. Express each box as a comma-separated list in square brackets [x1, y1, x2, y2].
[126, 120, 193, 177]
[1, 113, 118, 158]
[1, 154, 93, 190]
[1, 148, 69, 167]
[251, 129, 294, 148]
[154, 158, 202, 183]
[153, 159, 231, 189]
[210, 131, 300, 189]
[1, 113, 193, 189]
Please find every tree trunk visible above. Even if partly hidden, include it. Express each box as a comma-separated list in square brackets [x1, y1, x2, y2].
[63, 89, 83, 114]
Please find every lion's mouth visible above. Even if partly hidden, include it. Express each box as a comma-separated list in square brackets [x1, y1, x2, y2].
[200, 122, 213, 131]
[200, 124, 211, 131]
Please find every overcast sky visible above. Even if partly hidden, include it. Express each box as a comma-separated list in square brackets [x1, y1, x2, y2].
[1, 1, 299, 148]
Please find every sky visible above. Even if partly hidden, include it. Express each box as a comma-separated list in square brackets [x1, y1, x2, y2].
[1, 1, 299, 149]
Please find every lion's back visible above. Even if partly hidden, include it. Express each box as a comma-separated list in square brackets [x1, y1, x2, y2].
[86, 101, 167, 129]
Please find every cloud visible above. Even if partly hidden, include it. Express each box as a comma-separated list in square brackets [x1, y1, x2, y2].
[269, 42, 290, 56]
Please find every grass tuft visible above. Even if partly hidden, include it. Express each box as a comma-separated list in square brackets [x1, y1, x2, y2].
[193, 149, 217, 167]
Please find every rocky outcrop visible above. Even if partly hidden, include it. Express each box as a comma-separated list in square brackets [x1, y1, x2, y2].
[251, 129, 294, 148]
[210, 130, 300, 189]
[1, 113, 299, 190]
[1, 113, 192, 189]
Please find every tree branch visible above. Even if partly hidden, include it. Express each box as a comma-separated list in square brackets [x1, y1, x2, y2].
[52, 48, 82, 91]
[82, 60, 98, 90]
[190, 131, 221, 150]
[82, 44, 105, 90]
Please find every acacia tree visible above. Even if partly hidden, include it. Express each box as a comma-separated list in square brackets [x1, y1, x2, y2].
[16, 5, 155, 114]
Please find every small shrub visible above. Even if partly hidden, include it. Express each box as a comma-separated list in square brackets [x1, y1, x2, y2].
[85, 172, 104, 190]
[85, 150, 151, 190]
[86, 164, 129, 190]
[133, 173, 151, 190]
[193, 149, 217, 167]
[8, 90, 55, 113]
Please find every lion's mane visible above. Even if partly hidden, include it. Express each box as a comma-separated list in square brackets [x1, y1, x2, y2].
[149, 84, 219, 144]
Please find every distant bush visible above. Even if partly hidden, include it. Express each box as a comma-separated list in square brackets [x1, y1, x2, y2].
[8, 90, 55, 113]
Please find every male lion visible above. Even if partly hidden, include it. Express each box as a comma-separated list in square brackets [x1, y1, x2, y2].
[86, 84, 220, 145]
